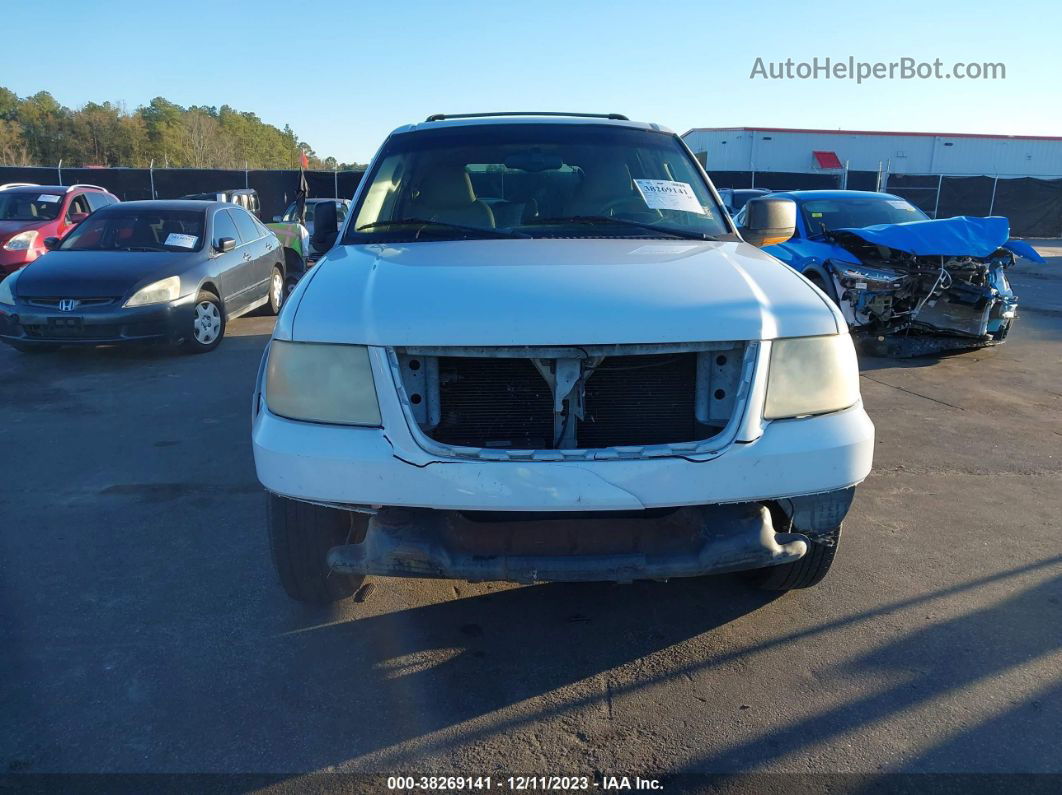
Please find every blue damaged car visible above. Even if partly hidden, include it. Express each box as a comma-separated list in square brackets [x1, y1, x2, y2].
[735, 190, 1045, 355]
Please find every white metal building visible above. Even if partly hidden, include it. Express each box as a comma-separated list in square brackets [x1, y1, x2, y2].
[682, 127, 1062, 179]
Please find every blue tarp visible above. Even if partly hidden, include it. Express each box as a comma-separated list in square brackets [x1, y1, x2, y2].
[835, 215, 1046, 263]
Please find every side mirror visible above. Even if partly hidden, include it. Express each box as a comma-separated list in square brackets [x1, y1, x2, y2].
[272, 215, 283, 223]
[311, 200, 339, 252]
[738, 197, 796, 247]
[43, 236, 61, 250]
[216, 237, 236, 253]
[68, 212, 89, 225]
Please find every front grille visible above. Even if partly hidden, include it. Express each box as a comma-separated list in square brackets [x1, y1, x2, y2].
[433, 357, 555, 448]
[26, 297, 117, 308]
[580, 354, 698, 447]
[422, 350, 720, 451]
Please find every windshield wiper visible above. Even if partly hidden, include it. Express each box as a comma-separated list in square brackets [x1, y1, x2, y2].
[356, 218, 529, 239]
[524, 216, 719, 240]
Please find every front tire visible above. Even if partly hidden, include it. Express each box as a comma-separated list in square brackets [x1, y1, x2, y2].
[804, 271, 839, 306]
[266, 266, 284, 315]
[746, 526, 841, 590]
[183, 290, 225, 354]
[268, 494, 367, 604]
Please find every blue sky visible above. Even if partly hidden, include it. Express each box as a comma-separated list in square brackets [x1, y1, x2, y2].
[1, 0, 1058, 163]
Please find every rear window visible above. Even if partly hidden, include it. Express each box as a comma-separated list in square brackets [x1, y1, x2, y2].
[59, 209, 206, 252]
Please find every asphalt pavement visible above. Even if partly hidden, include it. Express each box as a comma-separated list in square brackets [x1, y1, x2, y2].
[2, 248, 1060, 783]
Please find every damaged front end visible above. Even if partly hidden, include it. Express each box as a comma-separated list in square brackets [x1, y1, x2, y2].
[829, 242, 1018, 353]
[822, 216, 1039, 356]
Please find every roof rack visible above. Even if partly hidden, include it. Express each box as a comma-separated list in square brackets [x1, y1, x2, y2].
[66, 184, 107, 192]
[425, 111, 629, 122]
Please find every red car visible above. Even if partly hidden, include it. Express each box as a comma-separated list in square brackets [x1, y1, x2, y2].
[0, 184, 119, 276]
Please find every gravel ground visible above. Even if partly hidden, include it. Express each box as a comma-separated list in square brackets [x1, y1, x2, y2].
[1, 246, 1060, 785]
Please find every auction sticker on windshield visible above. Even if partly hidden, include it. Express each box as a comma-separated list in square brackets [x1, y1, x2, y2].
[633, 179, 705, 214]
[38, 194, 61, 203]
[164, 233, 198, 248]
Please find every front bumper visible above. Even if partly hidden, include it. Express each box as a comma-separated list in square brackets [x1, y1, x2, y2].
[0, 295, 195, 347]
[327, 501, 831, 583]
[0, 248, 38, 276]
[253, 399, 874, 512]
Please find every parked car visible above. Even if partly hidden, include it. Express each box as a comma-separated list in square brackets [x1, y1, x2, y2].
[0, 184, 118, 276]
[743, 190, 1045, 356]
[718, 187, 770, 215]
[184, 188, 312, 294]
[252, 112, 874, 604]
[273, 198, 350, 259]
[0, 200, 285, 353]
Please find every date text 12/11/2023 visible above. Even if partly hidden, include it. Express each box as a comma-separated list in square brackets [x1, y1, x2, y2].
[385, 775, 663, 790]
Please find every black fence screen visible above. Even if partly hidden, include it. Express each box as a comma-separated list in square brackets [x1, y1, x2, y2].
[0, 166, 364, 221]
[704, 170, 1062, 237]
[3, 165, 1060, 237]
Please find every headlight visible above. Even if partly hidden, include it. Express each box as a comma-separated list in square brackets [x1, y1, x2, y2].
[3, 230, 38, 251]
[764, 334, 860, 420]
[265, 340, 381, 426]
[124, 276, 181, 307]
[0, 271, 18, 306]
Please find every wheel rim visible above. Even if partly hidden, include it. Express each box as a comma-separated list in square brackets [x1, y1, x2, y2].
[272, 272, 283, 308]
[193, 301, 221, 345]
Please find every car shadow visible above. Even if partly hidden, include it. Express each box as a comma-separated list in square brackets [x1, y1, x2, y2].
[677, 567, 1062, 774]
[221, 575, 782, 772]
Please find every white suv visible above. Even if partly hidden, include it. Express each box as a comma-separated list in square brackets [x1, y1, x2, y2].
[252, 112, 874, 603]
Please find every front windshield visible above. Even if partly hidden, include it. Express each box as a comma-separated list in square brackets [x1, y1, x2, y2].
[0, 191, 64, 222]
[345, 123, 730, 243]
[801, 196, 929, 235]
[60, 210, 206, 252]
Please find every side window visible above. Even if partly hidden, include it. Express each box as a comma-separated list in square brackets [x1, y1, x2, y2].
[230, 208, 261, 244]
[67, 194, 91, 220]
[335, 201, 348, 222]
[213, 209, 240, 247]
[85, 192, 116, 212]
[252, 215, 271, 237]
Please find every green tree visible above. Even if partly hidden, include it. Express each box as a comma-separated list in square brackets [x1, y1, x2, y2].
[0, 84, 353, 170]
[0, 119, 30, 165]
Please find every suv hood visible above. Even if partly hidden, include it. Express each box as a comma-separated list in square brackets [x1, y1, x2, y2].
[287, 239, 842, 345]
[0, 219, 49, 240]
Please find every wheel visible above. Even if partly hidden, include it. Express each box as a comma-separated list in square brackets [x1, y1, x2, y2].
[9, 342, 61, 353]
[268, 493, 367, 604]
[804, 271, 839, 306]
[183, 290, 225, 353]
[266, 265, 284, 315]
[746, 526, 842, 590]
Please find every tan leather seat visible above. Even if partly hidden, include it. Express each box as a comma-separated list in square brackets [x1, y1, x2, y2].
[413, 163, 495, 228]
[568, 161, 644, 217]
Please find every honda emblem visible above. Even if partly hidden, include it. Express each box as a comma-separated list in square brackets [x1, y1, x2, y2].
[58, 299, 78, 312]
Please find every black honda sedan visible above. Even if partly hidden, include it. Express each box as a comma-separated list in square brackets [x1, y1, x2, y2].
[0, 200, 286, 353]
